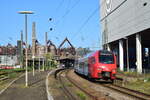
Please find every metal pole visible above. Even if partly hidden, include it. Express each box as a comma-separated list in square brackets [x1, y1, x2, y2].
[39, 57, 40, 72]
[43, 58, 44, 71]
[25, 14, 28, 87]
[18, 11, 34, 87]
[45, 32, 48, 54]
[45, 32, 47, 70]
[32, 57, 35, 76]
[32, 22, 36, 76]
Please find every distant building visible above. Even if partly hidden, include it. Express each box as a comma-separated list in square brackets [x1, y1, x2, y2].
[47, 40, 57, 55]
[0, 44, 18, 67]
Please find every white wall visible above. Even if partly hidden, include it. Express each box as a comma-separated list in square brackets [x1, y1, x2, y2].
[0, 55, 18, 66]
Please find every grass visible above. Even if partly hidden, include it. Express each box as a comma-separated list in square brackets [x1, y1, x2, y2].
[19, 84, 30, 88]
[126, 79, 150, 94]
[58, 84, 63, 88]
[8, 72, 17, 78]
[65, 82, 73, 87]
[0, 68, 25, 73]
[76, 91, 86, 100]
[82, 84, 88, 88]
[123, 71, 141, 77]
[144, 78, 150, 82]
[117, 69, 150, 94]
[52, 82, 63, 89]
[117, 68, 147, 77]
[0, 68, 25, 79]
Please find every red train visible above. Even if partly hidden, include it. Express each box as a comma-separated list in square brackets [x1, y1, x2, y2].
[74, 50, 117, 82]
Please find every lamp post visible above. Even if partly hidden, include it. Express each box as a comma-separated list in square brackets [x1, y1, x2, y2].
[18, 11, 34, 87]
[39, 56, 40, 72]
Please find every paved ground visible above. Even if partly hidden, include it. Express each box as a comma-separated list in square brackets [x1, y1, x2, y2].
[0, 70, 49, 100]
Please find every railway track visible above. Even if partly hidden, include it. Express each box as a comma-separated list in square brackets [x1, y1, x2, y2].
[66, 71, 100, 100]
[101, 84, 150, 100]
[90, 73, 150, 99]
[70, 69, 150, 100]
[55, 68, 105, 100]
[0, 69, 25, 81]
[110, 77, 150, 99]
[56, 69, 150, 100]
[0, 70, 24, 75]
[58, 70, 77, 100]
[56, 68, 77, 100]
[0, 77, 9, 81]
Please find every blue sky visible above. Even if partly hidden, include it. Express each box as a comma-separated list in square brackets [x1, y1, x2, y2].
[0, 0, 101, 50]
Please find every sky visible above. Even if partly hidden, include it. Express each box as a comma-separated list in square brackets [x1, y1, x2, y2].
[0, 0, 101, 50]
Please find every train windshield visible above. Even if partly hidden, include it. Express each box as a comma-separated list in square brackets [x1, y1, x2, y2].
[99, 53, 114, 64]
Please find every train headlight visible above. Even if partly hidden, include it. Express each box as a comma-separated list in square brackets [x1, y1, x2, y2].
[101, 66, 106, 69]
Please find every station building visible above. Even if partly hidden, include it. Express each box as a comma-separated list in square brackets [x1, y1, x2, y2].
[100, 0, 150, 73]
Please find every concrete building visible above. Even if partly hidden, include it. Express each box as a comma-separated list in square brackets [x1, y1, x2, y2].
[100, 0, 150, 73]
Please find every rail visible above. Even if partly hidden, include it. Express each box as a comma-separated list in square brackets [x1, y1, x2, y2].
[0, 69, 25, 81]
[100, 83, 150, 100]
[66, 69, 103, 100]
[55, 68, 77, 100]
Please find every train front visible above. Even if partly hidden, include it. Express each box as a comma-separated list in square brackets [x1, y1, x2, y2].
[95, 51, 117, 81]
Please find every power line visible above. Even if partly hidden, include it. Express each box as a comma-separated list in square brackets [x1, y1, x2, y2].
[52, 0, 81, 40]
[55, 0, 81, 25]
[71, 6, 100, 40]
[56, 0, 65, 11]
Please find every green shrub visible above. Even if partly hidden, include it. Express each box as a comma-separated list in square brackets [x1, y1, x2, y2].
[76, 91, 86, 100]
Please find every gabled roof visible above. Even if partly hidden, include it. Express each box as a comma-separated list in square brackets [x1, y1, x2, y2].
[58, 37, 74, 49]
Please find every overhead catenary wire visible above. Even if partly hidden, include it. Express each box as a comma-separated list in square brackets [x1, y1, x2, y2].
[56, 0, 65, 12]
[56, 0, 71, 35]
[51, 0, 81, 44]
[50, 1, 100, 49]
[55, 0, 81, 25]
[71, 5, 100, 40]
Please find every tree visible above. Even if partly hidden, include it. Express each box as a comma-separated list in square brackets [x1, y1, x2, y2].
[44, 53, 58, 68]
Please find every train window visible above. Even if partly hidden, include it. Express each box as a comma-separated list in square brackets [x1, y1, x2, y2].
[79, 62, 84, 68]
[99, 54, 114, 64]
[84, 60, 88, 67]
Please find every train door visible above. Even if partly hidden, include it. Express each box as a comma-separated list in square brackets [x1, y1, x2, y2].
[79, 62, 84, 74]
[89, 57, 95, 77]
[88, 57, 92, 76]
[84, 59, 88, 76]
